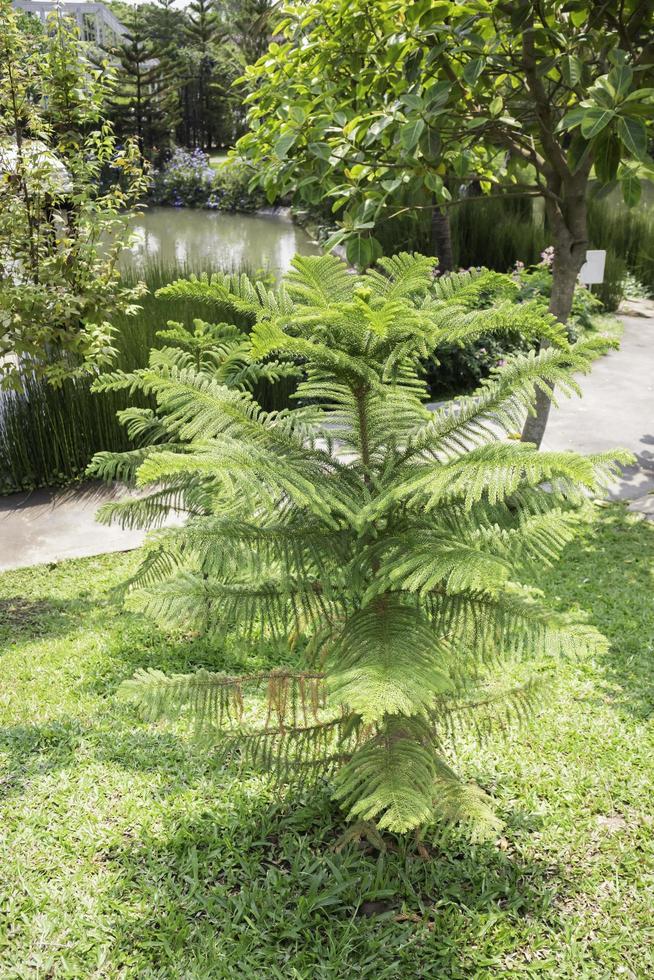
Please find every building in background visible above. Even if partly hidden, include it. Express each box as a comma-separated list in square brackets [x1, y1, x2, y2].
[11, 0, 126, 51]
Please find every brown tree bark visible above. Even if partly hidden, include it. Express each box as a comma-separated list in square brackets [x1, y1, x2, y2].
[521, 183, 588, 447]
[431, 203, 454, 273]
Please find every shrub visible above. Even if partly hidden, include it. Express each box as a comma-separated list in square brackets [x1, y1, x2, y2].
[0, 2, 147, 391]
[424, 258, 601, 398]
[149, 150, 268, 212]
[149, 148, 217, 207]
[93, 253, 628, 838]
[209, 158, 268, 212]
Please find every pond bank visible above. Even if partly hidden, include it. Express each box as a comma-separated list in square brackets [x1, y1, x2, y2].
[120, 206, 321, 278]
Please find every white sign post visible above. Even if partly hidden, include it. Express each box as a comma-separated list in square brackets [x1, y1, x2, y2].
[578, 249, 606, 285]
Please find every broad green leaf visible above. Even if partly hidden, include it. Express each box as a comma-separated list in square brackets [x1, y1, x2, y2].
[607, 65, 633, 98]
[322, 228, 348, 251]
[592, 81, 618, 109]
[308, 142, 332, 161]
[404, 49, 424, 84]
[400, 93, 424, 111]
[557, 106, 586, 132]
[346, 236, 374, 269]
[400, 118, 426, 151]
[561, 55, 582, 87]
[617, 116, 648, 159]
[368, 236, 383, 264]
[290, 106, 307, 124]
[424, 171, 443, 193]
[621, 174, 641, 207]
[580, 108, 615, 139]
[264, 177, 278, 205]
[274, 133, 297, 158]
[608, 48, 628, 67]
[624, 88, 654, 102]
[463, 58, 484, 86]
[425, 81, 451, 109]
[594, 132, 620, 184]
[366, 115, 395, 142]
[419, 127, 441, 160]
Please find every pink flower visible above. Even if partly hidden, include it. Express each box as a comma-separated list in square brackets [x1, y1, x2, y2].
[539, 246, 555, 268]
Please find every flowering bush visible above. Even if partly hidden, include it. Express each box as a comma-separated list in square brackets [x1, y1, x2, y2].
[149, 149, 268, 212]
[149, 148, 216, 207]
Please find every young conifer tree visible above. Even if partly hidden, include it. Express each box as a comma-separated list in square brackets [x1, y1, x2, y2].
[92, 254, 629, 837]
[88, 313, 299, 516]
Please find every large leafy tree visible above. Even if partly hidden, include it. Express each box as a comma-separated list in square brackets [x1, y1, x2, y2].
[92, 253, 628, 837]
[237, 0, 475, 267]
[431, 0, 654, 443]
[0, 2, 147, 391]
[237, 0, 654, 443]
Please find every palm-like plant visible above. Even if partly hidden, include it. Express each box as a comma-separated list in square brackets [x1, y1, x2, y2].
[92, 254, 628, 837]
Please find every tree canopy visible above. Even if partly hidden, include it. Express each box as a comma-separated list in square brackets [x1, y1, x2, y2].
[236, 0, 654, 442]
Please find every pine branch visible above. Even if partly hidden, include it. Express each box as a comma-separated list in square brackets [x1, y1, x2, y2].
[99, 250, 631, 838]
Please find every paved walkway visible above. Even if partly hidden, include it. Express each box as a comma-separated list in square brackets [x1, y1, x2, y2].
[542, 311, 654, 516]
[0, 311, 652, 572]
[0, 482, 160, 572]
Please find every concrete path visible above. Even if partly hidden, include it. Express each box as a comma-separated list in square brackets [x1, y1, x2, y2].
[0, 482, 157, 572]
[0, 311, 652, 572]
[542, 311, 654, 516]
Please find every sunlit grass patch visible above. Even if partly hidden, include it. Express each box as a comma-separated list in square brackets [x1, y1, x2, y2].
[0, 504, 652, 977]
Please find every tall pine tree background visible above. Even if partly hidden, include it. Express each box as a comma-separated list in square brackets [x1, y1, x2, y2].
[104, 0, 270, 156]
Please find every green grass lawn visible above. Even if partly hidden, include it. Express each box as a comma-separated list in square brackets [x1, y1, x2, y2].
[209, 153, 230, 170]
[0, 503, 653, 978]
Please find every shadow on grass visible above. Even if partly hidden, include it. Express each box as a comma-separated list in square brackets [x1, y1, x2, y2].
[0, 718, 83, 801]
[530, 504, 654, 721]
[0, 594, 87, 647]
[100, 792, 560, 977]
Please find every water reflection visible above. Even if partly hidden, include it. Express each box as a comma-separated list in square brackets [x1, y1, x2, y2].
[119, 206, 321, 277]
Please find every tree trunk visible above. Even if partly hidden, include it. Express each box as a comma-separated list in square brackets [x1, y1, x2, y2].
[431, 204, 454, 273]
[520, 189, 588, 447]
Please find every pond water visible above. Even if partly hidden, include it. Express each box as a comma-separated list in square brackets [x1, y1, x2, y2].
[119, 206, 321, 277]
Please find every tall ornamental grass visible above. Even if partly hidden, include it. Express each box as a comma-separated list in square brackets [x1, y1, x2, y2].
[373, 190, 653, 310]
[0, 261, 288, 494]
[587, 195, 654, 308]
